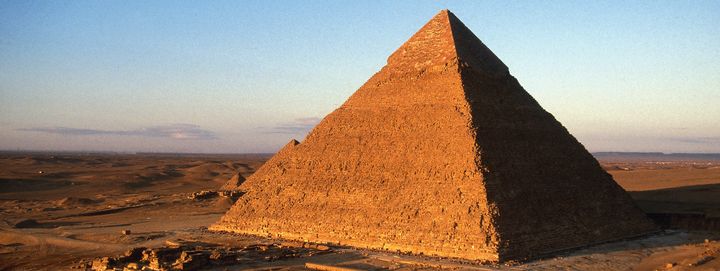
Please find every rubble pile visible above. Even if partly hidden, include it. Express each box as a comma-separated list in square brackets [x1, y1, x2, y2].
[188, 190, 242, 201]
[83, 240, 331, 271]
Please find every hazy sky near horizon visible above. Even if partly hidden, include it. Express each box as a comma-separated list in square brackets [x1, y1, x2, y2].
[1, 1, 719, 153]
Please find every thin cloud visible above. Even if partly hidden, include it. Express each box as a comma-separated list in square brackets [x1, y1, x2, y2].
[264, 117, 321, 134]
[18, 124, 218, 140]
[671, 137, 720, 144]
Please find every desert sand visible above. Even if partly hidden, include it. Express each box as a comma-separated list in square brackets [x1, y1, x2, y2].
[0, 151, 719, 270]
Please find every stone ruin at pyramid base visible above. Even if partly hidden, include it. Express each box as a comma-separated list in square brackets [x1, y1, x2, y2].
[211, 10, 657, 262]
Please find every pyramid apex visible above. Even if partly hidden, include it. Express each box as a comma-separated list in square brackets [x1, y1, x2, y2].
[432, 9, 454, 20]
[385, 9, 456, 71]
[385, 9, 507, 76]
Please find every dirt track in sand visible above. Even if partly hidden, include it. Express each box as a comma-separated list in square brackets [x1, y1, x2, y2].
[0, 152, 719, 270]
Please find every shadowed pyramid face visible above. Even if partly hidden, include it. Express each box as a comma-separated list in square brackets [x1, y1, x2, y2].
[212, 10, 656, 261]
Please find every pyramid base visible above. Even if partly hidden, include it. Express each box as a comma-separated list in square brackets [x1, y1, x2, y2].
[502, 228, 661, 262]
[208, 224, 501, 262]
[210, 222, 660, 262]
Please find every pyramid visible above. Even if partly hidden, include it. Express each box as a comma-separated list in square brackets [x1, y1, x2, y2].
[220, 173, 246, 191]
[212, 10, 656, 261]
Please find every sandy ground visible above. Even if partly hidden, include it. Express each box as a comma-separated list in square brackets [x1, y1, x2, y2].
[1, 153, 719, 270]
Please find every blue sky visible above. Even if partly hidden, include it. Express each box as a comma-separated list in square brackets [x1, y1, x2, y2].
[1, 1, 718, 153]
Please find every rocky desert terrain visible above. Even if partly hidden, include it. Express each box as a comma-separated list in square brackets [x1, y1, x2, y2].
[0, 151, 719, 270]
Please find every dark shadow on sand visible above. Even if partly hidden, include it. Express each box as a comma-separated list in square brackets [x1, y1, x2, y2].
[630, 183, 720, 231]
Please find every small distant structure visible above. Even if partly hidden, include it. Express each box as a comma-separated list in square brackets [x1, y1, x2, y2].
[212, 10, 656, 261]
[220, 172, 246, 191]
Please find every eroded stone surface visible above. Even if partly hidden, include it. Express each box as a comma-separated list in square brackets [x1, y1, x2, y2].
[212, 10, 656, 261]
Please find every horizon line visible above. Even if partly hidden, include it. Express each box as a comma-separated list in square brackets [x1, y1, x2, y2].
[2, 149, 719, 156]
